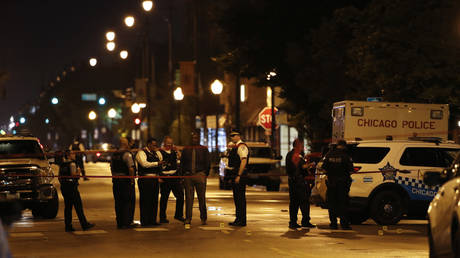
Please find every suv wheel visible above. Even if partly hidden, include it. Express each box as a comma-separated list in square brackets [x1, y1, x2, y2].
[32, 188, 59, 219]
[370, 190, 404, 225]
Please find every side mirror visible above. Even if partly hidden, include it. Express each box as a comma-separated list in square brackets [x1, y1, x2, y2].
[423, 171, 448, 187]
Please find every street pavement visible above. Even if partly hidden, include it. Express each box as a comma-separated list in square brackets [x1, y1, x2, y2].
[8, 163, 429, 258]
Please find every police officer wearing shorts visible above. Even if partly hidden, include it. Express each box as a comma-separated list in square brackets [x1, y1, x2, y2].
[321, 139, 353, 230]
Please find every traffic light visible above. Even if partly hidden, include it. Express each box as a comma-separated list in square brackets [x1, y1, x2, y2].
[134, 118, 141, 125]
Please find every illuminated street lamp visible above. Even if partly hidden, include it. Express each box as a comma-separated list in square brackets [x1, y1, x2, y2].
[173, 87, 184, 144]
[131, 103, 141, 114]
[98, 97, 106, 106]
[108, 108, 117, 118]
[89, 58, 97, 67]
[106, 31, 116, 41]
[88, 111, 97, 120]
[106, 42, 116, 52]
[211, 80, 223, 152]
[142, 0, 154, 12]
[124, 16, 135, 27]
[120, 50, 129, 59]
[19, 117, 26, 124]
[51, 97, 59, 105]
[45, 118, 50, 124]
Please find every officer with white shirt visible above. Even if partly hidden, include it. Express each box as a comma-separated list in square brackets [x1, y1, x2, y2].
[136, 138, 164, 226]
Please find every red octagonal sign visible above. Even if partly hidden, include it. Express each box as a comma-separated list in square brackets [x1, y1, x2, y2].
[257, 107, 278, 130]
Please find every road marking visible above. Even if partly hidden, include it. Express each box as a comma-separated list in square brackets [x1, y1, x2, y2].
[10, 232, 44, 238]
[134, 228, 169, 232]
[73, 230, 107, 235]
[199, 226, 234, 231]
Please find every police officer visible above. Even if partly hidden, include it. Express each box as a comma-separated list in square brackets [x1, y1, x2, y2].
[159, 136, 185, 223]
[285, 139, 315, 229]
[136, 138, 163, 226]
[111, 137, 136, 229]
[321, 139, 353, 230]
[228, 129, 248, 227]
[58, 150, 94, 232]
[69, 137, 88, 180]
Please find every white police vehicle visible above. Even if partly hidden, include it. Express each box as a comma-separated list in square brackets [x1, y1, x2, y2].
[315, 137, 460, 225]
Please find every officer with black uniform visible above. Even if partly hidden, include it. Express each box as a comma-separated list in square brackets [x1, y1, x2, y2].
[321, 139, 354, 230]
[111, 137, 136, 229]
[285, 139, 315, 229]
[159, 136, 185, 223]
[227, 129, 249, 227]
[136, 138, 163, 226]
[58, 150, 94, 232]
[69, 137, 87, 180]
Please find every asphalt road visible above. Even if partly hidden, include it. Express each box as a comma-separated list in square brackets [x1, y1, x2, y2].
[8, 163, 429, 258]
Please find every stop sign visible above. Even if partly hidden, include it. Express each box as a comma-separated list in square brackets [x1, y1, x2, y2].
[257, 107, 278, 130]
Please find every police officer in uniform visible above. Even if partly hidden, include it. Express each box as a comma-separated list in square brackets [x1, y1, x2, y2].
[321, 139, 353, 230]
[58, 150, 94, 232]
[69, 137, 88, 180]
[227, 129, 249, 227]
[285, 139, 315, 229]
[111, 137, 136, 229]
[159, 136, 185, 223]
[136, 138, 163, 226]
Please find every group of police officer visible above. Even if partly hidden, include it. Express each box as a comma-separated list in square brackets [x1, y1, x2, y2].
[58, 132, 353, 231]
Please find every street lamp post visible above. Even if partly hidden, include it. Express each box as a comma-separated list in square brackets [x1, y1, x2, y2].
[173, 87, 184, 145]
[88, 110, 97, 148]
[267, 71, 277, 155]
[211, 79, 223, 153]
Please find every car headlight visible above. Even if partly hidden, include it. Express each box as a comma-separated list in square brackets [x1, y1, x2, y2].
[37, 167, 54, 185]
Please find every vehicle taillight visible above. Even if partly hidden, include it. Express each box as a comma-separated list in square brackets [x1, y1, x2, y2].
[353, 166, 361, 172]
[96, 152, 101, 157]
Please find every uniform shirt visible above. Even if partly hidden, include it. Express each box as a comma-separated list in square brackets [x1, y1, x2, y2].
[160, 149, 179, 175]
[69, 142, 85, 151]
[235, 140, 249, 160]
[123, 152, 135, 170]
[136, 148, 163, 169]
[321, 148, 353, 180]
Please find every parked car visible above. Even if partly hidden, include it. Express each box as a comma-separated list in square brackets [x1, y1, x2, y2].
[0, 134, 58, 218]
[219, 142, 282, 191]
[314, 137, 460, 225]
[424, 152, 460, 257]
[87, 143, 115, 163]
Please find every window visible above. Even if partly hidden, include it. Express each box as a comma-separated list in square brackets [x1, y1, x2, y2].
[0, 140, 45, 159]
[351, 107, 364, 116]
[439, 149, 460, 167]
[349, 147, 390, 164]
[399, 148, 447, 167]
[333, 106, 345, 118]
[430, 110, 443, 120]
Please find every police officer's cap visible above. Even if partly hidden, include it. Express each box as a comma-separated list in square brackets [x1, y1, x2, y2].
[230, 129, 241, 136]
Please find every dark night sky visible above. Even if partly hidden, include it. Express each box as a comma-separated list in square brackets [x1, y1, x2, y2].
[0, 0, 183, 124]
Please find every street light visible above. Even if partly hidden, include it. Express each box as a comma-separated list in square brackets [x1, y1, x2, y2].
[211, 80, 223, 152]
[142, 0, 154, 12]
[19, 117, 26, 124]
[173, 87, 184, 144]
[89, 58, 97, 67]
[88, 111, 97, 120]
[120, 50, 129, 59]
[98, 97, 106, 106]
[106, 31, 116, 41]
[106, 42, 116, 51]
[124, 16, 135, 27]
[108, 108, 117, 118]
[131, 103, 141, 114]
[51, 97, 59, 105]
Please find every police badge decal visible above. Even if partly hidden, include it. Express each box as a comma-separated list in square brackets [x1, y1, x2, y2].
[379, 162, 397, 181]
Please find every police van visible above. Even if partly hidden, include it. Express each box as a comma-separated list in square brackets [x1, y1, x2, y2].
[332, 100, 449, 143]
[314, 100, 459, 225]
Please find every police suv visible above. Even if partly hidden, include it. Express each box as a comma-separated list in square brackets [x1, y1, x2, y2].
[315, 137, 460, 225]
[0, 134, 58, 218]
